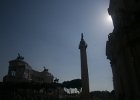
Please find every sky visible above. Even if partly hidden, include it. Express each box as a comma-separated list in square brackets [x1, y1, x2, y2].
[1, 0, 113, 91]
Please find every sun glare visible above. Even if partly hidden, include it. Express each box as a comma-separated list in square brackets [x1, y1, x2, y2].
[104, 13, 113, 26]
[107, 15, 112, 22]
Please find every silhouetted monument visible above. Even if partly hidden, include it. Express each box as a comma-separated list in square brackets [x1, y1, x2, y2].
[3, 54, 54, 83]
[106, 0, 140, 100]
[79, 33, 90, 100]
[1, 55, 64, 100]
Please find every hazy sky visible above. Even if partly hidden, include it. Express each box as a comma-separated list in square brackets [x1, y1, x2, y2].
[1, 0, 113, 91]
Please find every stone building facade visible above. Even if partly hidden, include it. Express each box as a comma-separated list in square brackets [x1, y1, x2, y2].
[106, 0, 140, 100]
[3, 54, 54, 83]
[1, 54, 65, 100]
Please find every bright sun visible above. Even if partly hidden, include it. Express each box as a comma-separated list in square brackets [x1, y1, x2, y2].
[104, 14, 113, 25]
[107, 15, 112, 22]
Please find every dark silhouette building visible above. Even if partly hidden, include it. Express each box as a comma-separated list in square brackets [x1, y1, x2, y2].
[3, 54, 54, 83]
[1, 54, 64, 100]
[79, 33, 90, 100]
[106, 0, 140, 100]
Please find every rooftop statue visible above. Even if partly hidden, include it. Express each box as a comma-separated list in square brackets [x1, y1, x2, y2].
[16, 53, 24, 60]
[43, 66, 48, 72]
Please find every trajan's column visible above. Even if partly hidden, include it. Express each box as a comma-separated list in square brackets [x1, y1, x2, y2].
[79, 33, 90, 100]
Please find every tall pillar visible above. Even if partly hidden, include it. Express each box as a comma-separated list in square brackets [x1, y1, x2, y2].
[79, 33, 90, 100]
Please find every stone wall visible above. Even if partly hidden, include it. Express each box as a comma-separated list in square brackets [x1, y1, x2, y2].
[106, 0, 140, 99]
